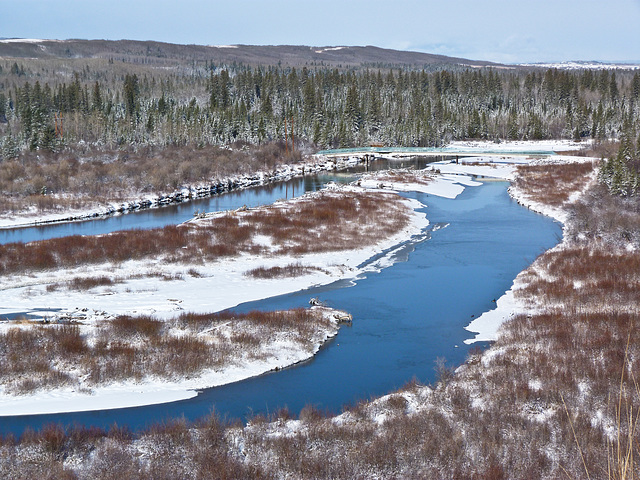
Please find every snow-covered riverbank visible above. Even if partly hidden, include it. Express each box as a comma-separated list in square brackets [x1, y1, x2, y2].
[0, 183, 429, 416]
[0, 140, 595, 416]
[355, 140, 598, 344]
[0, 156, 360, 230]
[0, 139, 588, 230]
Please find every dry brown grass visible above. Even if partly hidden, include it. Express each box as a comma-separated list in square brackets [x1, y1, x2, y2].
[238, 190, 410, 255]
[359, 168, 435, 187]
[245, 263, 326, 279]
[0, 413, 264, 480]
[0, 308, 332, 393]
[227, 160, 640, 478]
[569, 182, 640, 247]
[560, 140, 619, 159]
[514, 161, 596, 207]
[0, 189, 411, 276]
[0, 142, 291, 215]
[5, 160, 635, 478]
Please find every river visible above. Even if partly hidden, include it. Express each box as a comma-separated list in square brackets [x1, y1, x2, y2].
[0, 170, 561, 436]
[0, 156, 438, 245]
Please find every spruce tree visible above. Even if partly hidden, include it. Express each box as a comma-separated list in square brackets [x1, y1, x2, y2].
[123, 74, 140, 120]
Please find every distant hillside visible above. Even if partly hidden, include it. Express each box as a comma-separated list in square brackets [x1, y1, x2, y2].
[0, 38, 500, 69]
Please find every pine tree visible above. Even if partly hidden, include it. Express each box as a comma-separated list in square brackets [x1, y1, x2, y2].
[609, 72, 619, 103]
[123, 74, 140, 120]
[632, 72, 640, 100]
[92, 81, 103, 112]
[344, 82, 361, 139]
[507, 108, 519, 140]
[468, 109, 481, 138]
[0, 134, 19, 160]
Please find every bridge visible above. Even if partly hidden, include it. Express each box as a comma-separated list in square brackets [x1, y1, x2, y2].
[315, 146, 558, 160]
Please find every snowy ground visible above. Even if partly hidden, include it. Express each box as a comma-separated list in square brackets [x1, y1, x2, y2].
[351, 139, 598, 344]
[0, 185, 429, 416]
[0, 140, 596, 416]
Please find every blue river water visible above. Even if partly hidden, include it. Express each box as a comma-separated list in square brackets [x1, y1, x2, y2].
[0, 174, 351, 245]
[0, 179, 561, 436]
[0, 156, 442, 245]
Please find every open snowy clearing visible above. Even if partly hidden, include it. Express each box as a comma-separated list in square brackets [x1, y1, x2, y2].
[0, 141, 595, 416]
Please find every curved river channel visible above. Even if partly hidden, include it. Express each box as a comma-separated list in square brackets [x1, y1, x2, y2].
[0, 157, 562, 436]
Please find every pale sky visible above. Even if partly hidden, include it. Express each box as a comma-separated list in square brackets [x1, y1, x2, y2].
[2, 0, 639, 64]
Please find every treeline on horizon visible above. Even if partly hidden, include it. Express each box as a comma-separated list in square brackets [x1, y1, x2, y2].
[0, 58, 640, 159]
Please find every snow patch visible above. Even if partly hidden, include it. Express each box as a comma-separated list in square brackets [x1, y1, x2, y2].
[464, 287, 519, 344]
[519, 61, 640, 71]
[0, 38, 62, 43]
[314, 46, 348, 54]
[0, 187, 430, 415]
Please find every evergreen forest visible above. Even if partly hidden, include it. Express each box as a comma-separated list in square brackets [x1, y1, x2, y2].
[1, 57, 640, 195]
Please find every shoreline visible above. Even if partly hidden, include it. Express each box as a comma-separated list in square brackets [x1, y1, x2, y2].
[0, 186, 430, 417]
[0, 156, 360, 231]
[0, 139, 589, 231]
[0, 306, 348, 417]
[463, 154, 598, 344]
[0, 140, 593, 417]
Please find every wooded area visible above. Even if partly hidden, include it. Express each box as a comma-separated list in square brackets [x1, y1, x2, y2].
[1, 58, 639, 154]
[1, 53, 640, 207]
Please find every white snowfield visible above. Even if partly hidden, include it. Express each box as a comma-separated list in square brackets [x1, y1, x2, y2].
[0, 140, 594, 416]
[0, 38, 64, 43]
[519, 61, 640, 71]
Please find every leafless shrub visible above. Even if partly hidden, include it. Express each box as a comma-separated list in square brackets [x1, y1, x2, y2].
[50, 324, 87, 355]
[109, 315, 163, 339]
[245, 263, 325, 279]
[187, 268, 202, 277]
[0, 142, 295, 215]
[45, 283, 61, 292]
[298, 404, 327, 424]
[39, 424, 67, 459]
[568, 182, 640, 247]
[85, 441, 142, 480]
[384, 394, 408, 412]
[0, 308, 332, 394]
[514, 161, 596, 207]
[230, 331, 261, 347]
[369, 169, 435, 185]
[563, 140, 619, 159]
[1, 190, 411, 276]
[396, 375, 423, 393]
[106, 424, 133, 443]
[66, 424, 107, 452]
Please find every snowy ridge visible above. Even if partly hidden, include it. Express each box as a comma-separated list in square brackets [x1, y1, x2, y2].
[0, 38, 63, 44]
[519, 61, 640, 70]
[313, 46, 348, 54]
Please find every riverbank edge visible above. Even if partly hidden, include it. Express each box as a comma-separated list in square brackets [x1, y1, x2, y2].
[0, 156, 363, 230]
[0, 145, 590, 417]
[0, 140, 589, 231]
[0, 189, 430, 416]
[463, 157, 599, 343]
[0, 307, 350, 417]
